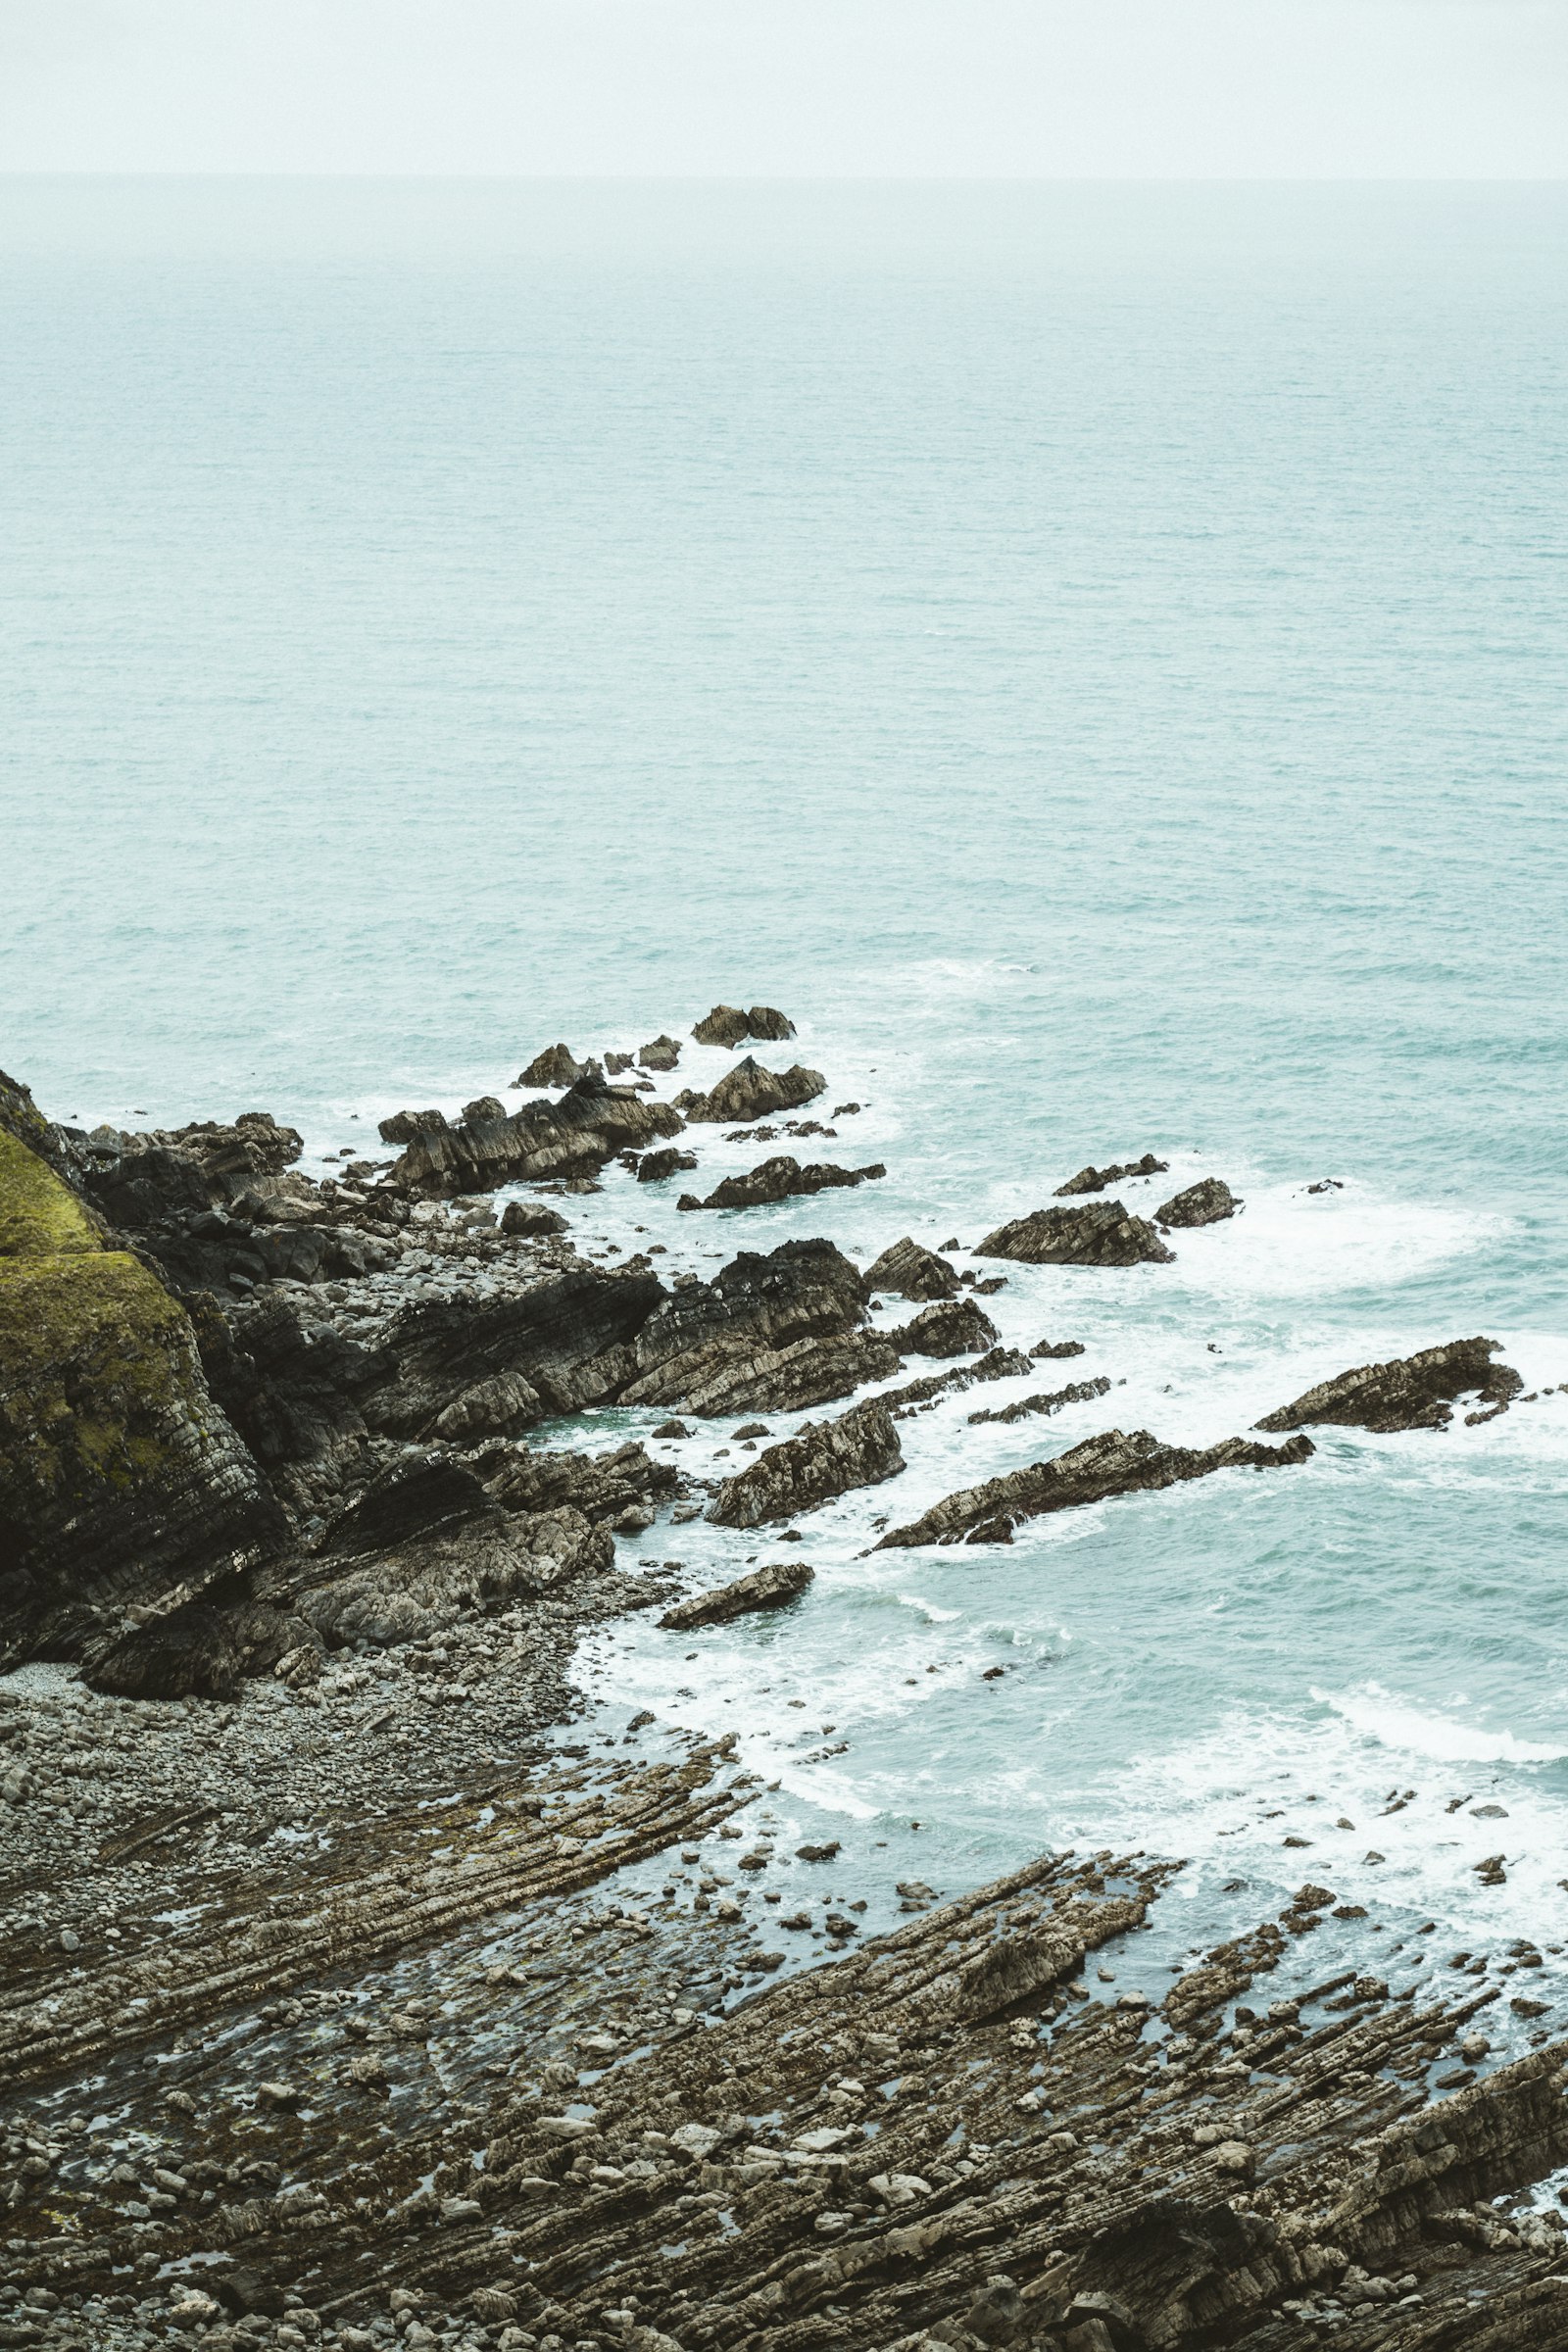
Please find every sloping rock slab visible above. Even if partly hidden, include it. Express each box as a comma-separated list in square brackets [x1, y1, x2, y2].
[386, 1074, 682, 1198]
[484, 1441, 678, 1526]
[364, 1267, 665, 1428]
[660, 1558, 813, 1628]
[680, 1154, 885, 1212]
[977, 1201, 1174, 1268]
[675, 1057, 825, 1125]
[1155, 1177, 1240, 1226]
[515, 1044, 597, 1088]
[967, 1375, 1112, 1426]
[1256, 1336, 1523, 1435]
[874, 1425, 1314, 1547]
[708, 1398, 904, 1528]
[691, 1004, 797, 1048]
[626, 1329, 902, 1419]
[888, 1297, 1001, 1358]
[864, 1237, 959, 1300]
[616, 1239, 867, 1404]
[1055, 1153, 1168, 1197]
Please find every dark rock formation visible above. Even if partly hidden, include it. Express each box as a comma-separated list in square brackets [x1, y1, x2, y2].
[498, 1199, 568, 1237]
[79, 1596, 320, 1700]
[1256, 1336, 1524, 1435]
[967, 1374, 1113, 1425]
[977, 1201, 1175, 1268]
[364, 1267, 666, 1430]
[1156, 1176, 1241, 1226]
[627, 1329, 902, 1419]
[659, 1558, 814, 1628]
[678, 1154, 885, 1212]
[483, 1440, 678, 1529]
[882, 1346, 1033, 1416]
[1031, 1336, 1087, 1359]
[692, 1004, 797, 1048]
[604, 1052, 634, 1075]
[708, 1398, 905, 1527]
[888, 1296, 1002, 1357]
[515, 1045, 599, 1089]
[875, 1425, 1314, 1546]
[674, 1057, 825, 1126]
[386, 1074, 683, 1199]
[635, 1147, 699, 1184]
[378, 1106, 448, 1145]
[613, 1238, 870, 1414]
[863, 1236, 960, 1299]
[1055, 1152, 1169, 1196]
[638, 1034, 681, 1071]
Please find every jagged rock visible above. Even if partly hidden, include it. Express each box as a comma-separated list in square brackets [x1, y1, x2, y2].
[636, 1149, 699, 1185]
[889, 1297, 1001, 1357]
[499, 1200, 568, 1237]
[81, 1599, 321, 1701]
[516, 1045, 599, 1089]
[976, 1201, 1175, 1268]
[674, 1058, 825, 1126]
[659, 1558, 814, 1628]
[462, 1096, 508, 1125]
[0, 1105, 287, 1668]
[708, 1399, 904, 1527]
[638, 1036, 682, 1071]
[691, 1004, 797, 1049]
[875, 1426, 1314, 1546]
[1055, 1153, 1168, 1197]
[967, 1375, 1112, 1426]
[614, 1239, 868, 1411]
[680, 1155, 885, 1212]
[432, 1370, 544, 1443]
[882, 1347, 1031, 1415]
[605, 1052, 635, 1075]
[484, 1441, 678, 1526]
[628, 1329, 902, 1419]
[863, 1238, 959, 1300]
[386, 1075, 683, 1199]
[364, 1267, 666, 1429]
[1155, 1177, 1240, 1227]
[1256, 1336, 1524, 1435]
[1030, 1337, 1086, 1359]
[378, 1107, 449, 1146]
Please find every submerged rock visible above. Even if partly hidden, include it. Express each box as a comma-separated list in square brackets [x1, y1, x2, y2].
[875, 1425, 1314, 1546]
[977, 1201, 1175, 1268]
[674, 1057, 825, 1126]
[1054, 1152, 1169, 1196]
[708, 1398, 905, 1527]
[659, 1557, 814, 1628]
[679, 1154, 885, 1212]
[1155, 1176, 1241, 1227]
[888, 1297, 1001, 1357]
[691, 1004, 797, 1048]
[863, 1237, 960, 1300]
[1256, 1336, 1524, 1434]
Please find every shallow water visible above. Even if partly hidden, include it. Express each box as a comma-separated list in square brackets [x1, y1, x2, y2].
[6, 176, 1568, 2018]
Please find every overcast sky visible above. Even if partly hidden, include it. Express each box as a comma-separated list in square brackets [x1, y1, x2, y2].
[1, 1, 1565, 178]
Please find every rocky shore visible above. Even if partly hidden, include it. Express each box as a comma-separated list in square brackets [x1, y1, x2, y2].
[3, 1018, 1562, 2351]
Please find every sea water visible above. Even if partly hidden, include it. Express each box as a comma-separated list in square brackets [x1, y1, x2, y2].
[5, 178, 1568, 2014]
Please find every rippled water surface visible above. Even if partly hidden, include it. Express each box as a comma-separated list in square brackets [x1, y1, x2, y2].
[6, 176, 1568, 2005]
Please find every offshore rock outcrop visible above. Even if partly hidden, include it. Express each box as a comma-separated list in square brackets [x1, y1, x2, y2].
[1156, 1175, 1241, 1226]
[515, 1043, 599, 1088]
[1054, 1151, 1168, 1196]
[888, 1297, 1001, 1358]
[614, 1239, 873, 1414]
[659, 1557, 814, 1627]
[634, 1146, 699, 1184]
[707, 1397, 905, 1527]
[864, 1236, 960, 1299]
[875, 1426, 1314, 1547]
[977, 1200, 1175, 1268]
[674, 1057, 825, 1125]
[639, 1033, 682, 1070]
[966, 1373, 1113, 1426]
[1256, 1335, 1524, 1434]
[386, 1074, 683, 1199]
[677, 1154, 885, 1212]
[691, 1003, 797, 1047]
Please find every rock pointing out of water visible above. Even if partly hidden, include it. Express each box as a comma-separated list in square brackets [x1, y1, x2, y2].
[888, 1297, 1001, 1357]
[678, 1154, 886, 1212]
[864, 1237, 960, 1299]
[634, 1147, 699, 1184]
[1155, 1176, 1241, 1226]
[1054, 1152, 1169, 1197]
[1255, 1335, 1524, 1434]
[638, 1034, 681, 1070]
[874, 1425, 1314, 1547]
[708, 1396, 905, 1527]
[386, 1074, 683, 1198]
[515, 1044, 600, 1089]
[659, 1557, 814, 1628]
[692, 1004, 797, 1048]
[675, 1056, 825, 1125]
[976, 1200, 1175, 1268]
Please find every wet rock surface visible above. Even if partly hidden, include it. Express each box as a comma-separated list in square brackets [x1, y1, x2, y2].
[863, 1238, 960, 1300]
[976, 1202, 1175, 1269]
[1054, 1152, 1169, 1196]
[707, 1398, 905, 1528]
[1155, 1176, 1241, 1227]
[691, 1004, 797, 1048]
[659, 1558, 815, 1627]
[674, 1059, 825, 1126]
[887, 1298, 1002, 1359]
[677, 1155, 885, 1213]
[1257, 1337, 1524, 1435]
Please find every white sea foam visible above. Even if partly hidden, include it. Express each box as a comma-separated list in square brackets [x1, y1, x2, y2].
[1314, 1682, 1568, 1765]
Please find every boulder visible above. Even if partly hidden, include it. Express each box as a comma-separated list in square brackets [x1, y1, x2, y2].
[378, 1107, 449, 1146]
[680, 1155, 885, 1212]
[691, 1005, 796, 1048]
[874, 1426, 1314, 1547]
[1155, 1177, 1240, 1227]
[605, 1052, 635, 1075]
[659, 1559, 814, 1629]
[674, 1058, 825, 1126]
[1054, 1153, 1168, 1197]
[386, 1073, 683, 1198]
[499, 1200, 569, 1237]
[515, 1045, 598, 1089]
[976, 1202, 1174, 1269]
[636, 1148, 699, 1184]
[1255, 1337, 1524, 1435]
[638, 1035, 682, 1071]
[708, 1398, 905, 1527]
[888, 1298, 1001, 1358]
[863, 1237, 959, 1300]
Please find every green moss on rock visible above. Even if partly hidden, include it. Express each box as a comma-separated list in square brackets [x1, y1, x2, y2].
[0, 1127, 104, 1259]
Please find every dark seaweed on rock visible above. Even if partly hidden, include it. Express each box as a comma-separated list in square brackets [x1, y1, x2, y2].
[977, 1200, 1175, 1268]
[874, 1425, 1314, 1547]
[1256, 1335, 1524, 1434]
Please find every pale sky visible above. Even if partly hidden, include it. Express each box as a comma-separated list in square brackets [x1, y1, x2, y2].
[1, 0, 1565, 179]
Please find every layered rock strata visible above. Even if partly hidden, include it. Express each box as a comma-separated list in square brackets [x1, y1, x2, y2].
[707, 1399, 905, 1528]
[976, 1203, 1175, 1269]
[1257, 1337, 1524, 1435]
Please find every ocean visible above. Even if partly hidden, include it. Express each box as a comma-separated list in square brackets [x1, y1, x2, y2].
[6, 175, 1568, 2015]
